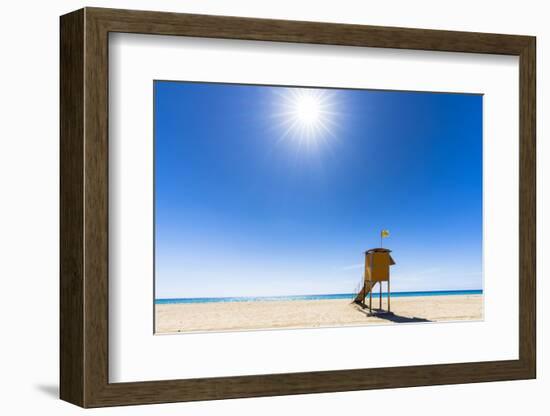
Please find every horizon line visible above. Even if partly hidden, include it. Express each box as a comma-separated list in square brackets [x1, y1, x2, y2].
[155, 288, 483, 301]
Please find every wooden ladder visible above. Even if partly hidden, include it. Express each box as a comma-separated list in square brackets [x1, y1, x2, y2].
[354, 280, 377, 304]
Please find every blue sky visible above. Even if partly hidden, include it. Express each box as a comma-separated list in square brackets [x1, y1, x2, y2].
[154, 81, 483, 298]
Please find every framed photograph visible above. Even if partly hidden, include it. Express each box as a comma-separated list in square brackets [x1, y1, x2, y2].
[60, 7, 536, 408]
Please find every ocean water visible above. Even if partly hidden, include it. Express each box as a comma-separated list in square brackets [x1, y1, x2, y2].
[155, 289, 483, 304]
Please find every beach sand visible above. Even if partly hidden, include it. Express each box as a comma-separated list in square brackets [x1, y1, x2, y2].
[155, 294, 483, 334]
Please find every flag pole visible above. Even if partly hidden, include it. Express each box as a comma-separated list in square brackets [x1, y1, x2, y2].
[380, 229, 389, 248]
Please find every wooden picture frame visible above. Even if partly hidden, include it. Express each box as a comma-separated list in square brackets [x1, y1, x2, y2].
[60, 7, 536, 408]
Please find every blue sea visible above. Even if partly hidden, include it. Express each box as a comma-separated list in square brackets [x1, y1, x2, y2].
[155, 289, 482, 305]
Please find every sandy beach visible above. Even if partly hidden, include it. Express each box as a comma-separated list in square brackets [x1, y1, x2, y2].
[155, 294, 483, 334]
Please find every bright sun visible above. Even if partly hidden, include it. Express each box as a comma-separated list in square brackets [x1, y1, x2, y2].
[273, 88, 339, 150]
[294, 93, 322, 126]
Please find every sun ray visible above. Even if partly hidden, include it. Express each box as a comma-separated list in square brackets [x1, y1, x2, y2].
[271, 87, 341, 154]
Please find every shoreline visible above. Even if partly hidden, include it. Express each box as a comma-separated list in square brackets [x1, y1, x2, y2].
[155, 294, 483, 334]
[155, 289, 483, 305]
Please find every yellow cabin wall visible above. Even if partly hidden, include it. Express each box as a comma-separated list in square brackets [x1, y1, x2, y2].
[364, 252, 393, 282]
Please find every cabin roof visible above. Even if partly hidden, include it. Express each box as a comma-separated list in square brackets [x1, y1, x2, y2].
[365, 248, 392, 254]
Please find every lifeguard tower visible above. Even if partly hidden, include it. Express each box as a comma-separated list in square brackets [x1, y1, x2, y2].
[354, 248, 395, 314]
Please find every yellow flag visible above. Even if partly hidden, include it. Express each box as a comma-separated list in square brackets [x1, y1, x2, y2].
[381, 229, 390, 238]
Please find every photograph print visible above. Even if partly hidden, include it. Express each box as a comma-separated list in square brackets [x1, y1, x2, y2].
[154, 80, 483, 334]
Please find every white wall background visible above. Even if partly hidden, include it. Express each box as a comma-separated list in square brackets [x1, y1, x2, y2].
[0, 0, 545, 414]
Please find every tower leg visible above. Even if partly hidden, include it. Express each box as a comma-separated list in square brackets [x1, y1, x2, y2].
[388, 279, 391, 312]
[369, 284, 372, 311]
[379, 282, 382, 310]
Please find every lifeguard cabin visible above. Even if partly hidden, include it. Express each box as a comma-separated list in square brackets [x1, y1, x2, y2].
[354, 248, 395, 314]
